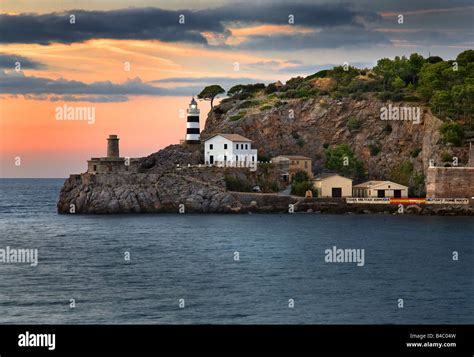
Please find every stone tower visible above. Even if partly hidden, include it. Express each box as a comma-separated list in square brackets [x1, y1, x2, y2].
[186, 97, 200, 144]
[107, 134, 120, 158]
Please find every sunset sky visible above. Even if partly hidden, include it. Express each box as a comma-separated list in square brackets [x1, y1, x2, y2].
[1, 0, 473, 177]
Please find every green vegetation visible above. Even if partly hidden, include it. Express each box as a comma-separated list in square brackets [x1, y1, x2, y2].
[439, 122, 464, 146]
[410, 171, 426, 197]
[227, 83, 266, 99]
[389, 161, 426, 197]
[347, 117, 361, 132]
[410, 147, 422, 158]
[203, 50, 472, 145]
[197, 85, 225, 110]
[237, 100, 260, 109]
[368, 144, 380, 156]
[389, 161, 413, 187]
[260, 104, 272, 111]
[229, 111, 246, 121]
[291, 170, 315, 197]
[224, 175, 252, 192]
[324, 144, 365, 180]
[264, 83, 278, 94]
[441, 151, 453, 162]
[304, 69, 328, 81]
[279, 80, 319, 99]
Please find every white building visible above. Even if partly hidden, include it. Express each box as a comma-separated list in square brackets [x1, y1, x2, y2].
[204, 133, 257, 168]
[353, 180, 408, 198]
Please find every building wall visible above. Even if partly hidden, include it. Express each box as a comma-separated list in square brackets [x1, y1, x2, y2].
[204, 136, 257, 167]
[354, 184, 408, 198]
[87, 158, 139, 174]
[314, 176, 353, 197]
[289, 159, 312, 179]
[426, 167, 474, 198]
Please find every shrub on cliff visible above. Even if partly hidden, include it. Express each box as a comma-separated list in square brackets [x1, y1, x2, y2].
[389, 161, 413, 187]
[410, 147, 421, 158]
[368, 144, 380, 156]
[224, 175, 252, 192]
[440, 122, 464, 146]
[324, 144, 365, 180]
[291, 170, 315, 197]
[347, 117, 361, 132]
[228, 83, 266, 98]
[229, 111, 246, 121]
[410, 171, 426, 198]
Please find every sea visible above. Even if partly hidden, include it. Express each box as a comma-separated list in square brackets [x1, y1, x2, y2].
[0, 178, 472, 324]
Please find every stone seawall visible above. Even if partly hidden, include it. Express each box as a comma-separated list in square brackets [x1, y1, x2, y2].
[229, 192, 474, 215]
[58, 173, 474, 216]
[426, 167, 474, 198]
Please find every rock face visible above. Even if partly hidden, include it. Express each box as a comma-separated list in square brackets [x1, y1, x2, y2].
[58, 169, 241, 214]
[203, 95, 468, 179]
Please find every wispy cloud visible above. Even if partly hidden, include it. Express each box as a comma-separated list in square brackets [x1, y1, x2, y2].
[0, 70, 207, 101]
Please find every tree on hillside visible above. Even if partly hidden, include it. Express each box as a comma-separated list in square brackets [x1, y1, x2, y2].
[325, 144, 365, 180]
[197, 85, 225, 110]
[439, 122, 464, 146]
[291, 170, 315, 197]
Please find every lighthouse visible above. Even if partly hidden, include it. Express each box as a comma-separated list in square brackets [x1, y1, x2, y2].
[186, 97, 200, 144]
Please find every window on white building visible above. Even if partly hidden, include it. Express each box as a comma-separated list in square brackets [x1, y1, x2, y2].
[210, 144, 213, 150]
[224, 144, 227, 149]
[236, 144, 239, 149]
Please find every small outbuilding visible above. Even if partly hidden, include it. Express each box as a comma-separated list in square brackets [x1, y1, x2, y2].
[353, 180, 408, 198]
[313, 173, 353, 198]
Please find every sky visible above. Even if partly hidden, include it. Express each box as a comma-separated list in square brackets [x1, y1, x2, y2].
[0, 0, 473, 177]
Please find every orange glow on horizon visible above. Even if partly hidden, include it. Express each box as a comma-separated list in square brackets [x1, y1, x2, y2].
[0, 96, 212, 177]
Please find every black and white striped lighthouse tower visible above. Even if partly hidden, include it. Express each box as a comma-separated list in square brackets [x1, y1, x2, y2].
[185, 97, 200, 144]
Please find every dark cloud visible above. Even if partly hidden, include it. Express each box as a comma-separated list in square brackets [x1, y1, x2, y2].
[0, 53, 46, 69]
[152, 76, 272, 88]
[154, 76, 261, 83]
[213, 3, 378, 28]
[279, 62, 375, 75]
[0, 70, 206, 101]
[49, 95, 129, 103]
[0, 8, 221, 45]
[235, 27, 390, 50]
[0, 4, 380, 45]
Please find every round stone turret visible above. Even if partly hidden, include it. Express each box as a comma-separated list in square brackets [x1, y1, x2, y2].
[107, 134, 120, 158]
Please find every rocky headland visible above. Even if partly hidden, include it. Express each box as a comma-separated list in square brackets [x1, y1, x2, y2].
[58, 64, 473, 215]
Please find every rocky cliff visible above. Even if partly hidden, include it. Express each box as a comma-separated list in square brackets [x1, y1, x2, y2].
[58, 89, 470, 214]
[57, 145, 282, 214]
[202, 94, 468, 183]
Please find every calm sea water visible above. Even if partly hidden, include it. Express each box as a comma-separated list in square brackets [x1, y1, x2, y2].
[0, 178, 472, 324]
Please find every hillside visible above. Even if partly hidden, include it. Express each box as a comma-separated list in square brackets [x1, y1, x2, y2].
[201, 50, 473, 195]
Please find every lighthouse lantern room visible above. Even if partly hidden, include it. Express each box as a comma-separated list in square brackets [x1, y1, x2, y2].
[186, 97, 200, 144]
